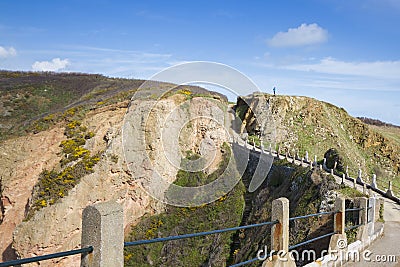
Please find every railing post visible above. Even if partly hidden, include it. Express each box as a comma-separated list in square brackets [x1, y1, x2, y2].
[81, 201, 124, 267]
[357, 197, 368, 225]
[357, 169, 363, 184]
[370, 174, 377, 189]
[271, 197, 289, 252]
[386, 181, 394, 197]
[328, 197, 347, 263]
[368, 197, 376, 235]
[265, 197, 295, 266]
[355, 197, 369, 242]
[334, 197, 345, 235]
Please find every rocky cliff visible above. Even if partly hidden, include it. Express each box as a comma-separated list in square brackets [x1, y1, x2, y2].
[1, 72, 398, 266]
[236, 93, 400, 191]
[0, 72, 230, 266]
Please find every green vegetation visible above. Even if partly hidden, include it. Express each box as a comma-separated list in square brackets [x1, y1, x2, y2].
[237, 93, 400, 198]
[378, 201, 385, 222]
[247, 134, 261, 147]
[345, 221, 358, 244]
[0, 71, 144, 140]
[337, 185, 367, 198]
[124, 143, 245, 266]
[25, 110, 100, 220]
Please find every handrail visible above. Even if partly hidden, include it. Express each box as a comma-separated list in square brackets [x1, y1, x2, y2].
[288, 232, 337, 251]
[289, 211, 336, 221]
[345, 208, 364, 212]
[345, 224, 362, 231]
[238, 139, 400, 200]
[0, 246, 93, 267]
[124, 220, 279, 247]
[229, 231, 338, 266]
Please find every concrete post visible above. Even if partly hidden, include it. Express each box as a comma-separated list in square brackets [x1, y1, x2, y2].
[363, 184, 367, 196]
[370, 174, 377, 189]
[271, 198, 290, 252]
[345, 166, 349, 178]
[305, 151, 309, 162]
[81, 201, 124, 267]
[314, 155, 317, 167]
[330, 168, 334, 175]
[265, 197, 296, 266]
[334, 198, 345, 235]
[353, 178, 357, 189]
[357, 197, 368, 225]
[387, 181, 394, 197]
[328, 197, 347, 264]
[368, 198, 376, 235]
[319, 164, 323, 170]
[375, 198, 382, 222]
[355, 197, 369, 242]
[357, 169, 363, 183]
[341, 173, 345, 185]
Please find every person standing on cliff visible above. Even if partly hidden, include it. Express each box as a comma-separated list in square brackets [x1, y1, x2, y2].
[273, 87, 276, 96]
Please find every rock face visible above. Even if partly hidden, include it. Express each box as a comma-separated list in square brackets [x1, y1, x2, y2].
[1, 92, 229, 266]
[236, 93, 400, 187]
[0, 127, 65, 261]
[123, 93, 230, 206]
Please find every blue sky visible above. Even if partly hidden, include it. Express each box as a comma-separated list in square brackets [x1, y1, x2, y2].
[1, 0, 399, 124]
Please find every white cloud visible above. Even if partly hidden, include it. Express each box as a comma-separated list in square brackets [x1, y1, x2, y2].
[0, 46, 17, 58]
[283, 57, 400, 79]
[268, 23, 328, 47]
[32, 58, 70, 72]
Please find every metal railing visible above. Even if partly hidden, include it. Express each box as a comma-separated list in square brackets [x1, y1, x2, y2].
[0, 199, 370, 266]
[0, 207, 365, 266]
[0, 247, 93, 267]
[124, 220, 279, 247]
[237, 139, 400, 202]
[230, 210, 340, 266]
[345, 207, 363, 231]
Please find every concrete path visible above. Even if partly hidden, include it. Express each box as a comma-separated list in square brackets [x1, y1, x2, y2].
[232, 142, 400, 266]
[345, 198, 400, 267]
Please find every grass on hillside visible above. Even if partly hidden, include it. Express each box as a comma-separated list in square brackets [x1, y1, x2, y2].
[124, 143, 245, 266]
[0, 71, 144, 140]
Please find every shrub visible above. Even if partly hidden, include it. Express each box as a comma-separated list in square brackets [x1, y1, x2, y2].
[25, 119, 100, 220]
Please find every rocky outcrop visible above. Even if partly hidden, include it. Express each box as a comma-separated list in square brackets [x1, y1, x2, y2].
[235, 93, 400, 188]
[2, 91, 230, 266]
[0, 126, 65, 261]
